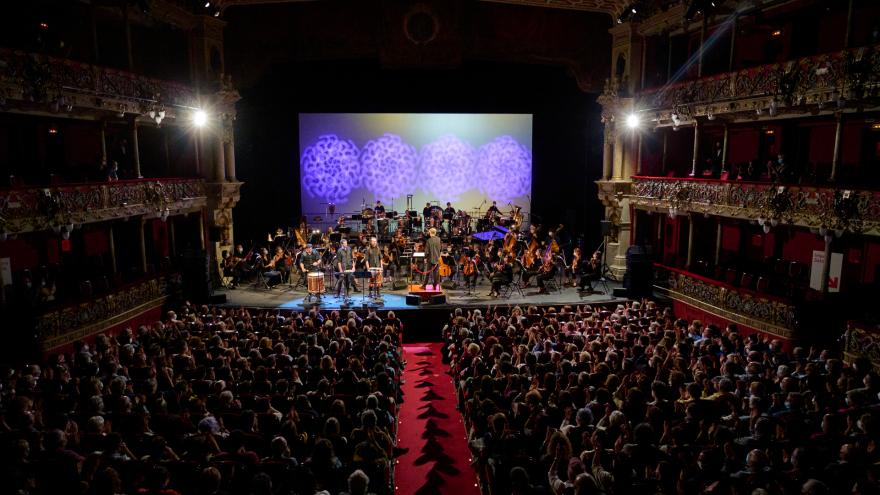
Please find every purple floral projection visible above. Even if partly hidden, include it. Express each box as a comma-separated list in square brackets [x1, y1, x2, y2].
[359, 133, 419, 201]
[477, 136, 532, 203]
[418, 135, 476, 202]
[300, 135, 362, 203]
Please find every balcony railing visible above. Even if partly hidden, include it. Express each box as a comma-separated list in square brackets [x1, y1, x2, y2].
[655, 264, 798, 339]
[630, 176, 880, 236]
[0, 178, 207, 234]
[35, 275, 177, 350]
[0, 48, 197, 117]
[635, 43, 880, 118]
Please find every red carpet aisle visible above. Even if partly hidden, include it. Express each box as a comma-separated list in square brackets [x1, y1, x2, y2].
[395, 343, 482, 495]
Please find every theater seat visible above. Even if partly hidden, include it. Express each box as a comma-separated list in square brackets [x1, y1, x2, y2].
[725, 268, 738, 285]
[756, 276, 769, 293]
[740, 273, 755, 289]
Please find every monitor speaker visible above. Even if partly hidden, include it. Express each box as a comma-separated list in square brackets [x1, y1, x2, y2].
[612, 287, 628, 297]
[405, 294, 421, 306]
[431, 294, 447, 305]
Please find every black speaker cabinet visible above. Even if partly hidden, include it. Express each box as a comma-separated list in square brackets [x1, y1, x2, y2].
[600, 220, 613, 236]
[612, 287, 629, 297]
[431, 294, 447, 305]
[405, 294, 421, 306]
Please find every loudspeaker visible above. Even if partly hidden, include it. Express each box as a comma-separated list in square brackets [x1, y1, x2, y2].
[440, 280, 456, 290]
[181, 249, 212, 302]
[431, 294, 447, 305]
[208, 226, 223, 242]
[624, 245, 653, 298]
[405, 294, 421, 306]
[612, 287, 628, 297]
[208, 294, 227, 304]
[600, 220, 613, 236]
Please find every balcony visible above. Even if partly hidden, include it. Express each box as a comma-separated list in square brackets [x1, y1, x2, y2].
[654, 264, 798, 339]
[635, 43, 880, 122]
[34, 274, 176, 350]
[630, 176, 880, 236]
[0, 178, 207, 234]
[0, 48, 197, 119]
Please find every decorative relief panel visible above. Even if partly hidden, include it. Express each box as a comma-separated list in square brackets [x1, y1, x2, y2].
[0, 48, 197, 117]
[35, 276, 177, 350]
[636, 44, 880, 119]
[0, 179, 207, 234]
[631, 177, 880, 236]
[656, 265, 798, 339]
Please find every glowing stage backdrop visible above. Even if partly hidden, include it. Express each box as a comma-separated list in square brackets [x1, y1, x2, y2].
[298, 113, 532, 219]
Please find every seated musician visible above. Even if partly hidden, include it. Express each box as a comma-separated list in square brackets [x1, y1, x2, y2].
[578, 250, 602, 292]
[365, 237, 383, 297]
[258, 248, 280, 287]
[221, 250, 238, 287]
[535, 257, 557, 294]
[488, 255, 514, 297]
[298, 244, 320, 277]
[382, 245, 397, 282]
[335, 238, 357, 296]
[268, 246, 290, 284]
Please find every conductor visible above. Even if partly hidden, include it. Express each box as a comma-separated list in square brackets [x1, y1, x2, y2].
[421, 227, 442, 289]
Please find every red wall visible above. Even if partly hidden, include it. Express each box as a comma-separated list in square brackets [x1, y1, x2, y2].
[728, 128, 760, 165]
[781, 230, 825, 265]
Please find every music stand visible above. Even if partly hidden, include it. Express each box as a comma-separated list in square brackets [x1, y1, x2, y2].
[329, 232, 342, 244]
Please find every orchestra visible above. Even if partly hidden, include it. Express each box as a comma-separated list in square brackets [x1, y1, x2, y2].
[227, 199, 608, 300]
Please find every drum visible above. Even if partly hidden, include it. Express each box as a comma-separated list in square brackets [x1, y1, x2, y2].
[369, 267, 383, 287]
[307, 272, 325, 293]
[499, 216, 512, 226]
[361, 208, 374, 220]
[477, 218, 492, 231]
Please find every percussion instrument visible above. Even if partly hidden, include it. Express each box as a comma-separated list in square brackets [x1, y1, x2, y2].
[499, 216, 512, 227]
[362, 208, 374, 220]
[369, 267, 383, 288]
[307, 272, 325, 293]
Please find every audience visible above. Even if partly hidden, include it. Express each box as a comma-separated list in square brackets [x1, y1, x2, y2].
[0, 303, 403, 495]
[444, 301, 877, 495]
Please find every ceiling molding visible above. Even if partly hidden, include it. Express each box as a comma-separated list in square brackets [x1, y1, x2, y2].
[216, 0, 625, 16]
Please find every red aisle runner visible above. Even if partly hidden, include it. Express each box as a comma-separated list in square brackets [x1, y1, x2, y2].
[395, 343, 481, 495]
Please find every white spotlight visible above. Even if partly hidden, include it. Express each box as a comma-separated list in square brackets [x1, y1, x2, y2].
[626, 113, 640, 129]
[193, 109, 208, 127]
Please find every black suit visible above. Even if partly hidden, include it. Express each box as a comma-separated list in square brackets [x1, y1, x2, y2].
[422, 235, 442, 288]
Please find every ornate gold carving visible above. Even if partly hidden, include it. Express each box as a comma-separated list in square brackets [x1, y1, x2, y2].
[0, 179, 207, 235]
[630, 177, 880, 236]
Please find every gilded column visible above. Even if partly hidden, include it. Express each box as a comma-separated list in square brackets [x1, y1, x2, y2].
[691, 120, 701, 177]
[685, 216, 695, 268]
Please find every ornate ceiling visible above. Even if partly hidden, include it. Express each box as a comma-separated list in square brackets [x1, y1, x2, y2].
[215, 0, 628, 17]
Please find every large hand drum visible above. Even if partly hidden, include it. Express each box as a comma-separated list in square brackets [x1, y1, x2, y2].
[369, 267, 383, 288]
[307, 272, 325, 293]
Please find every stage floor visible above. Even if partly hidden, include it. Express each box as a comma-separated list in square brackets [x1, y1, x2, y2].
[217, 277, 626, 311]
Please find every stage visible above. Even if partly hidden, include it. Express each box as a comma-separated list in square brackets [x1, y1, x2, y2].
[216, 277, 627, 311]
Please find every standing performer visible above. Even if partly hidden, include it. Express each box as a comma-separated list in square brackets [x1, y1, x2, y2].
[423, 202, 433, 231]
[443, 202, 456, 233]
[335, 238, 357, 297]
[421, 227, 442, 289]
[298, 244, 320, 277]
[486, 201, 501, 223]
[365, 236, 383, 297]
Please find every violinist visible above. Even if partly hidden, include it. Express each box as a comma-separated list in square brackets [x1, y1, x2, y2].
[577, 250, 602, 292]
[488, 254, 513, 297]
[221, 250, 240, 288]
[534, 252, 557, 294]
[268, 246, 290, 284]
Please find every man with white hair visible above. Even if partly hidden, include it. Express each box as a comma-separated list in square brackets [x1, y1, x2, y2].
[341, 469, 373, 495]
[421, 227, 442, 289]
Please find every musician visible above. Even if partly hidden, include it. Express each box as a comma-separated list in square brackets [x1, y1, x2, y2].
[268, 246, 290, 283]
[486, 201, 501, 222]
[566, 247, 582, 286]
[423, 203, 433, 230]
[365, 237, 383, 297]
[459, 250, 478, 289]
[421, 228, 442, 289]
[382, 245, 397, 282]
[578, 250, 602, 292]
[298, 244, 320, 276]
[443, 202, 456, 233]
[221, 250, 240, 288]
[374, 200, 385, 217]
[488, 255, 513, 297]
[335, 238, 357, 296]
[335, 215, 347, 232]
[535, 256, 557, 294]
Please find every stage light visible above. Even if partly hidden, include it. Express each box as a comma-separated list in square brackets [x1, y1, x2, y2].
[631, 7, 637, 13]
[193, 109, 208, 127]
[626, 113, 640, 129]
[204, 1, 211, 7]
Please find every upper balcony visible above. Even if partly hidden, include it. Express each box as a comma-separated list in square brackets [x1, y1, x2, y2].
[0, 48, 198, 121]
[633, 43, 880, 125]
[0, 178, 207, 235]
[629, 176, 880, 237]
